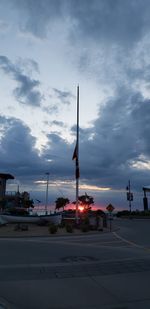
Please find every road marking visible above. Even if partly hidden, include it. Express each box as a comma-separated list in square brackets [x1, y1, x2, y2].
[113, 231, 150, 252]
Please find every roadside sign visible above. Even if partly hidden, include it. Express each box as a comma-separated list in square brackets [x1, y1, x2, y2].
[106, 204, 115, 232]
[106, 204, 115, 213]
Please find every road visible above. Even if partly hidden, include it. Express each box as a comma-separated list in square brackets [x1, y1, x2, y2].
[0, 219, 150, 309]
[114, 218, 150, 248]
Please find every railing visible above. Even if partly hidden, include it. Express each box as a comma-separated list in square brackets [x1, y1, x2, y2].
[5, 191, 17, 196]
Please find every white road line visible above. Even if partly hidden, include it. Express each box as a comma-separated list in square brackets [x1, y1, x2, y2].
[113, 231, 150, 252]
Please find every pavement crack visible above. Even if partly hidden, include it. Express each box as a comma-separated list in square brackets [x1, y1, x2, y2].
[89, 276, 121, 303]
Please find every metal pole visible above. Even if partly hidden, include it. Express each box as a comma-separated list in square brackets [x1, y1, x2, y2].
[128, 180, 131, 215]
[76, 85, 79, 223]
[45, 172, 49, 215]
[110, 215, 112, 232]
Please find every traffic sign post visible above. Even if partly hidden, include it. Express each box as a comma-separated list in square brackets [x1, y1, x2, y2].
[106, 204, 115, 213]
[106, 204, 115, 232]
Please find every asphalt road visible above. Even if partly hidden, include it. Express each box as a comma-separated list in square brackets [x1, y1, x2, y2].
[114, 218, 150, 248]
[0, 219, 150, 309]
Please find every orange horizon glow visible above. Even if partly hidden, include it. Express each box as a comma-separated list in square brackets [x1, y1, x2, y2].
[65, 203, 106, 211]
[78, 206, 84, 212]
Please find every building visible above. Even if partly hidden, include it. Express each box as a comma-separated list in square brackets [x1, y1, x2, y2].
[0, 173, 14, 200]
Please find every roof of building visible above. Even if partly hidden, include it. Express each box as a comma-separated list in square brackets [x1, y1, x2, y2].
[0, 173, 14, 180]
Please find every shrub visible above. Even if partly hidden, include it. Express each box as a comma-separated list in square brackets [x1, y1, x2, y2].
[37, 219, 47, 226]
[58, 221, 66, 228]
[82, 216, 90, 225]
[48, 223, 58, 234]
[81, 224, 89, 232]
[98, 228, 103, 232]
[65, 224, 73, 233]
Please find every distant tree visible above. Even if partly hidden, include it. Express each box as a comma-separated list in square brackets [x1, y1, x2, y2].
[78, 193, 94, 212]
[16, 191, 34, 209]
[55, 197, 70, 211]
[0, 199, 6, 210]
[23, 199, 34, 209]
[116, 210, 130, 217]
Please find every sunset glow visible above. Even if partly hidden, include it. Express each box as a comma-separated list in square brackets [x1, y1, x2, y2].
[79, 206, 84, 212]
[79, 184, 111, 191]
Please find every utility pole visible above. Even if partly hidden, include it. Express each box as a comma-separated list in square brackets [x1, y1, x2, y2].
[129, 180, 131, 214]
[126, 180, 133, 215]
[45, 172, 49, 215]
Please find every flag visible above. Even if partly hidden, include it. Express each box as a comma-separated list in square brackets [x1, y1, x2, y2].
[72, 144, 80, 178]
[72, 144, 78, 160]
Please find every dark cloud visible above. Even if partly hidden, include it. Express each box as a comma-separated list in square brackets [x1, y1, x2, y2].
[12, 0, 150, 47]
[67, 0, 150, 47]
[13, 0, 63, 38]
[53, 88, 73, 105]
[0, 116, 42, 174]
[0, 56, 43, 106]
[71, 125, 94, 139]
[42, 89, 74, 115]
[41, 87, 150, 192]
[43, 105, 58, 114]
[1, 90, 150, 208]
[1, 1, 150, 208]
[42, 132, 73, 178]
[17, 58, 40, 74]
[51, 120, 66, 127]
[0, 116, 73, 184]
[76, 88, 150, 191]
[11, 0, 150, 92]
[0, 117, 52, 199]
[37, 88, 150, 193]
[28, 86, 150, 193]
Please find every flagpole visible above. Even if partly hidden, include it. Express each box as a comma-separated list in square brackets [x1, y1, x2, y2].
[76, 85, 79, 223]
[45, 172, 49, 215]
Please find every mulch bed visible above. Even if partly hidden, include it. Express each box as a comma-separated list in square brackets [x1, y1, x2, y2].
[0, 223, 105, 237]
[0, 223, 93, 237]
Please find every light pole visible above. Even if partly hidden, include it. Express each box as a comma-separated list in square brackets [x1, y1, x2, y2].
[126, 180, 133, 216]
[45, 172, 49, 215]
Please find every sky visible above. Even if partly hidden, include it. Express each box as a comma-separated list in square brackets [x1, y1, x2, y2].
[1, 0, 150, 211]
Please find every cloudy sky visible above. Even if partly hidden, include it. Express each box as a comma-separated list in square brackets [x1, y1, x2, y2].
[1, 0, 150, 210]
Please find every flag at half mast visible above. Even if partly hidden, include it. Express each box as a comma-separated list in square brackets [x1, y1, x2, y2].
[73, 85, 80, 223]
[72, 143, 80, 179]
[72, 85, 80, 179]
[72, 144, 77, 161]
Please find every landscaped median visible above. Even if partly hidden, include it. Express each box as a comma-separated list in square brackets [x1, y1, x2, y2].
[0, 221, 107, 238]
[0, 210, 109, 237]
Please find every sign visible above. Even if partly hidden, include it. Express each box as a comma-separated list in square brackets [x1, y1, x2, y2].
[106, 204, 115, 213]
